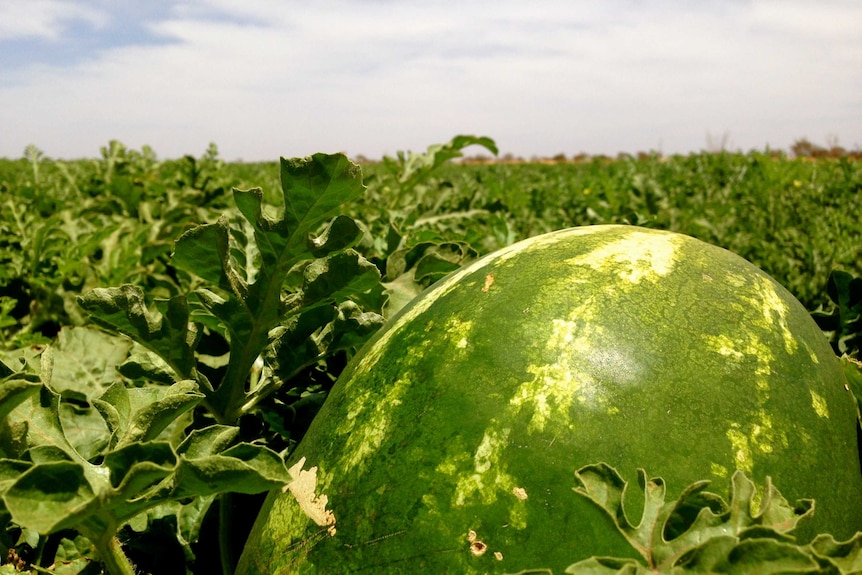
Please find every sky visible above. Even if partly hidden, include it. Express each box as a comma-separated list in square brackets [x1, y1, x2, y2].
[1, 0, 860, 161]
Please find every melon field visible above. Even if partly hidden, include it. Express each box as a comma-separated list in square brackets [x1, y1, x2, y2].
[1, 136, 862, 574]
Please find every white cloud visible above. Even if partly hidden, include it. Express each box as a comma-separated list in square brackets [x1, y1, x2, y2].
[0, 0, 106, 41]
[0, 0, 860, 159]
[751, 0, 862, 40]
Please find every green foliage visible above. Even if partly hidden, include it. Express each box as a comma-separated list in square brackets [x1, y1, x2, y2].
[812, 271, 862, 357]
[379, 134, 498, 209]
[1, 137, 860, 574]
[1, 151, 385, 574]
[0, 141, 241, 350]
[0, 328, 288, 575]
[563, 464, 862, 574]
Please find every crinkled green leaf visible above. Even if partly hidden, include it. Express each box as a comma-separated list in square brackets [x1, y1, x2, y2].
[566, 464, 815, 574]
[171, 216, 234, 292]
[677, 536, 818, 574]
[44, 327, 132, 400]
[265, 304, 337, 385]
[4, 445, 177, 536]
[176, 494, 216, 551]
[278, 154, 366, 255]
[564, 557, 642, 575]
[77, 286, 199, 379]
[92, 379, 203, 452]
[413, 243, 471, 284]
[176, 424, 239, 459]
[3, 420, 286, 541]
[0, 345, 44, 383]
[301, 249, 381, 306]
[842, 356, 862, 417]
[0, 458, 31, 493]
[0, 347, 46, 432]
[3, 460, 98, 534]
[382, 241, 476, 317]
[809, 532, 862, 572]
[384, 134, 497, 192]
[127, 495, 216, 562]
[102, 441, 176, 495]
[811, 270, 862, 356]
[12, 385, 80, 462]
[308, 215, 363, 258]
[116, 346, 176, 384]
[168, 154, 370, 421]
[263, 300, 383, 396]
[59, 401, 110, 462]
[320, 300, 385, 354]
[0, 377, 41, 422]
[114, 380, 203, 447]
[170, 441, 289, 499]
[53, 533, 100, 570]
[574, 463, 670, 559]
[28, 445, 73, 464]
[92, 381, 127, 450]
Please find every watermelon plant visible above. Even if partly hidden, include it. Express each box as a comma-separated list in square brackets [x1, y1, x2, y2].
[237, 225, 862, 574]
[0, 153, 385, 574]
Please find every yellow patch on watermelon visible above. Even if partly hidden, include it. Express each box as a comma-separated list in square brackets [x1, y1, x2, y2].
[810, 390, 830, 418]
[445, 317, 474, 351]
[710, 462, 729, 478]
[338, 371, 410, 475]
[726, 425, 754, 474]
[566, 230, 680, 284]
[740, 275, 798, 356]
[452, 427, 516, 507]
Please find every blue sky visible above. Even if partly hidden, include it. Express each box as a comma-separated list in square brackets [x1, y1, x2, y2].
[1, 0, 860, 161]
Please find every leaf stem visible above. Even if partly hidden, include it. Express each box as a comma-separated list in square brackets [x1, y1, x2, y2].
[95, 536, 137, 575]
[218, 493, 237, 575]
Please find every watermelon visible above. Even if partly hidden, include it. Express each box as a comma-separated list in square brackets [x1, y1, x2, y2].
[237, 224, 862, 574]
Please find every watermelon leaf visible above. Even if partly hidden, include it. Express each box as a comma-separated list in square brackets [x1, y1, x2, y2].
[841, 356, 862, 418]
[169, 153, 374, 423]
[0, 374, 41, 422]
[79, 153, 381, 426]
[381, 134, 498, 206]
[811, 270, 862, 357]
[0, 330, 291, 574]
[808, 532, 862, 571]
[565, 464, 820, 574]
[78, 286, 200, 382]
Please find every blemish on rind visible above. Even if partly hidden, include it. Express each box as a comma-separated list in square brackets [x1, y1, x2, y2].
[482, 273, 495, 292]
[494, 551, 504, 561]
[512, 486, 528, 500]
[282, 457, 337, 536]
[467, 530, 488, 556]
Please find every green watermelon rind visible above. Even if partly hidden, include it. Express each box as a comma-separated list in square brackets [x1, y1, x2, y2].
[238, 225, 862, 575]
